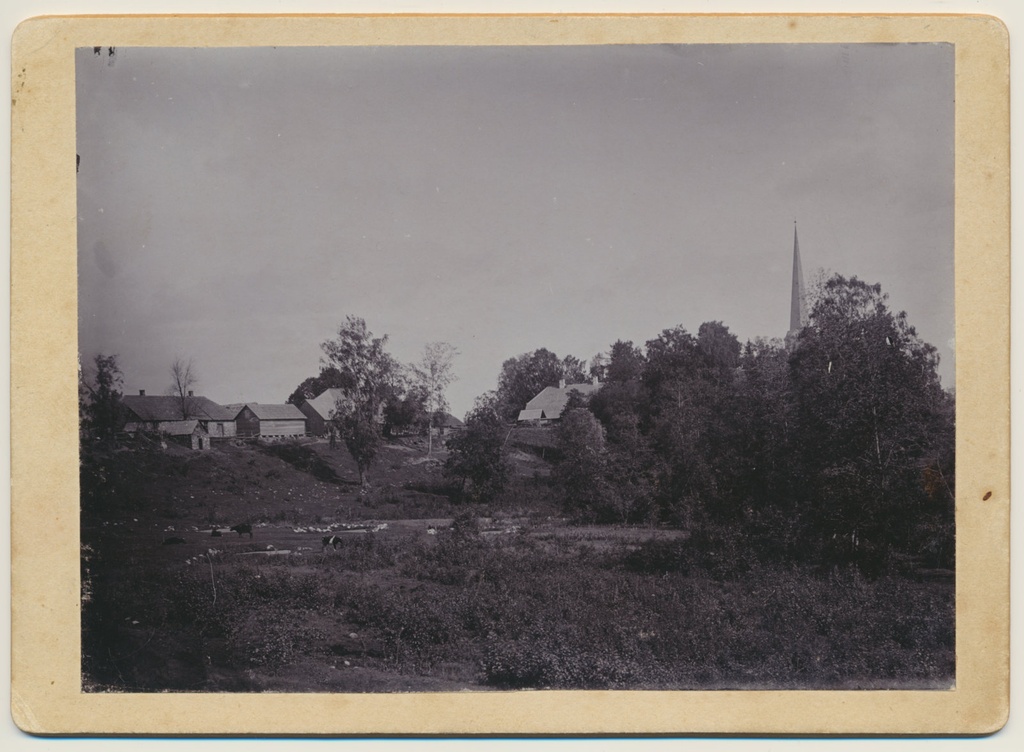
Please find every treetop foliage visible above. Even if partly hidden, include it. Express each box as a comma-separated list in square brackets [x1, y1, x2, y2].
[444, 406, 510, 503]
[318, 317, 404, 487]
[544, 273, 953, 574]
[79, 353, 124, 442]
[492, 347, 590, 421]
[286, 367, 354, 406]
[320, 316, 401, 421]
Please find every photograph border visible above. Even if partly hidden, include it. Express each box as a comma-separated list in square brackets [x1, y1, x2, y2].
[10, 12, 1009, 735]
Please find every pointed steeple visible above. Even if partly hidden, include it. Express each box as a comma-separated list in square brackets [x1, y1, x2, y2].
[787, 221, 807, 345]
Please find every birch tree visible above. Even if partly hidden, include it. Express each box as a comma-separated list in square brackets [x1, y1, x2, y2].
[321, 317, 400, 487]
[789, 274, 950, 572]
[413, 341, 459, 454]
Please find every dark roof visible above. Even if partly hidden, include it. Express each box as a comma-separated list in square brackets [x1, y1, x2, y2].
[241, 403, 306, 421]
[157, 420, 205, 436]
[122, 394, 236, 422]
[438, 413, 464, 429]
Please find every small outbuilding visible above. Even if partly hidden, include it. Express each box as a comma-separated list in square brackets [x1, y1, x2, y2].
[158, 420, 210, 450]
[433, 412, 465, 436]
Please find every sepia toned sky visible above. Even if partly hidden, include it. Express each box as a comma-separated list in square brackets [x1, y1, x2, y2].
[77, 43, 954, 417]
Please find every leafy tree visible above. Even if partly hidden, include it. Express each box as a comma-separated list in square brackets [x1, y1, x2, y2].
[589, 379, 644, 429]
[789, 274, 951, 572]
[603, 412, 659, 524]
[560, 354, 588, 384]
[443, 407, 509, 503]
[383, 384, 428, 438]
[321, 317, 400, 414]
[320, 317, 401, 487]
[642, 326, 702, 399]
[413, 342, 459, 454]
[731, 337, 802, 560]
[493, 348, 589, 421]
[641, 324, 743, 526]
[553, 409, 611, 520]
[79, 354, 124, 442]
[915, 388, 956, 568]
[472, 390, 502, 414]
[494, 348, 562, 421]
[698, 321, 741, 371]
[168, 357, 198, 419]
[286, 367, 354, 406]
[337, 412, 383, 488]
[589, 340, 646, 445]
[604, 340, 645, 383]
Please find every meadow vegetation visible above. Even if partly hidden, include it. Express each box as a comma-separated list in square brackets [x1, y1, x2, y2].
[80, 436, 953, 692]
[80, 274, 955, 692]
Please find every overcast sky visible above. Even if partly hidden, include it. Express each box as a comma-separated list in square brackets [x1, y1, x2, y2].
[77, 43, 953, 418]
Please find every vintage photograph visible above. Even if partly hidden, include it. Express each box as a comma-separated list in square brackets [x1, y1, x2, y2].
[76, 42, 956, 693]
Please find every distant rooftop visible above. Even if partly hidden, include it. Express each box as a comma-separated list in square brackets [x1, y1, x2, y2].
[240, 402, 306, 421]
[122, 393, 236, 422]
[517, 381, 602, 422]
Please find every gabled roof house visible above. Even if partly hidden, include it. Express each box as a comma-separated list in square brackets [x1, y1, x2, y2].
[121, 391, 238, 438]
[234, 403, 307, 438]
[517, 378, 602, 423]
[296, 388, 353, 437]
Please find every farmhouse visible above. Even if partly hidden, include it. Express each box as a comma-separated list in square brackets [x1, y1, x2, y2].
[517, 378, 602, 423]
[121, 391, 238, 438]
[297, 388, 355, 436]
[435, 412, 465, 435]
[234, 403, 307, 438]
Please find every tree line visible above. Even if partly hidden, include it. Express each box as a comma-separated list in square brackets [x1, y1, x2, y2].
[446, 274, 955, 576]
[79, 320, 460, 489]
[78, 273, 955, 575]
[551, 274, 954, 574]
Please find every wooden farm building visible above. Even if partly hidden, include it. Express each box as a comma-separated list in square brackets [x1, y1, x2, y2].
[121, 391, 238, 439]
[434, 412, 465, 435]
[517, 378, 602, 423]
[297, 388, 354, 437]
[234, 403, 307, 438]
[157, 420, 210, 450]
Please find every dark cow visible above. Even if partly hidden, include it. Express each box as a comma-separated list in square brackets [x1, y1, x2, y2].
[230, 523, 253, 539]
[322, 535, 343, 551]
[162, 536, 186, 545]
[210, 528, 222, 537]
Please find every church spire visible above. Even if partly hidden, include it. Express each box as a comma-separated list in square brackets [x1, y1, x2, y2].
[787, 221, 807, 345]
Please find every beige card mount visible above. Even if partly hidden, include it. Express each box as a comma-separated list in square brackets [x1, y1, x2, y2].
[10, 14, 1009, 735]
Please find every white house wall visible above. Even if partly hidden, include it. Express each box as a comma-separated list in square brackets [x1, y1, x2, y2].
[259, 420, 306, 437]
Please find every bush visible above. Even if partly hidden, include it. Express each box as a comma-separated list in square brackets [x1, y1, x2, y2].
[443, 408, 510, 503]
[227, 606, 326, 671]
[319, 533, 400, 572]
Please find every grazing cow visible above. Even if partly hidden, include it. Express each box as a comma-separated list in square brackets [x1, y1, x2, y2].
[230, 523, 253, 539]
[322, 535, 343, 551]
[162, 536, 186, 545]
[211, 529, 222, 537]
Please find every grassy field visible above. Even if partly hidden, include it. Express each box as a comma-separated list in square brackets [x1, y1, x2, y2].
[80, 435, 954, 692]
